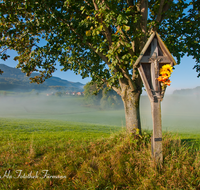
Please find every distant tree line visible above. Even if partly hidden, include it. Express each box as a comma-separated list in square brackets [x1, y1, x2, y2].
[173, 86, 200, 97]
[84, 82, 123, 109]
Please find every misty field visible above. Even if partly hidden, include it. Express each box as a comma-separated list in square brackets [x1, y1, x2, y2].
[0, 92, 199, 189]
[0, 92, 199, 134]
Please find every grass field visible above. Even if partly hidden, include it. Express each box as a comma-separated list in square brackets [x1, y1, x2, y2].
[0, 93, 199, 189]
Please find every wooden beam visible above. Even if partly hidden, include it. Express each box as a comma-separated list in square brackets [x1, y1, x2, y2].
[151, 98, 163, 163]
[134, 32, 156, 67]
[150, 38, 163, 163]
[140, 56, 171, 63]
[150, 38, 158, 95]
[138, 66, 154, 100]
[151, 62, 156, 95]
[156, 32, 177, 65]
[151, 38, 158, 57]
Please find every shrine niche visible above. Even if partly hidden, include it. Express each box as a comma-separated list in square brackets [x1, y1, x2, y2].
[135, 32, 177, 100]
[135, 32, 177, 162]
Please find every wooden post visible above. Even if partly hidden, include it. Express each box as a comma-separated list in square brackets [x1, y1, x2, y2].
[151, 96, 163, 162]
[150, 38, 163, 163]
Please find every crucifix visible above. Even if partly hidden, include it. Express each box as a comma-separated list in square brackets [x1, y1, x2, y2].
[135, 32, 177, 163]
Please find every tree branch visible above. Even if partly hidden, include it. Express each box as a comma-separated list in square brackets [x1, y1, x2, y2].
[112, 86, 122, 95]
[86, 41, 110, 65]
[116, 26, 135, 56]
[59, 15, 111, 66]
[92, 0, 112, 46]
[0, 47, 9, 54]
[156, 0, 165, 23]
[115, 55, 136, 91]
[160, 0, 173, 21]
[92, 0, 99, 11]
[151, 0, 173, 32]
[141, 0, 148, 35]
[93, 0, 133, 52]
[136, 0, 148, 49]
[127, 0, 134, 6]
[101, 78, 122, 96]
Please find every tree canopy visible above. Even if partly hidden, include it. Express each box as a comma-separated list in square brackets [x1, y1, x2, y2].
[1, 0, 199, 83]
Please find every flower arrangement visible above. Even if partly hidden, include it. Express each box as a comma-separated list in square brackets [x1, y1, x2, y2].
[157, 64, 173, 90]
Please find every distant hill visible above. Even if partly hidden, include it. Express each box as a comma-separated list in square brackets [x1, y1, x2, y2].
[173, 86, 200, 96]
[0, 64, 84, 91]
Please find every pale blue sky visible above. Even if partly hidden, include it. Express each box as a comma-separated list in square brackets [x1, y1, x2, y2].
[166, 56, 199, 94]
[1, 50, 200, 94]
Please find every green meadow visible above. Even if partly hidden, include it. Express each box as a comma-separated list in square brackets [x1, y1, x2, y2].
[0, 93, 199, 189]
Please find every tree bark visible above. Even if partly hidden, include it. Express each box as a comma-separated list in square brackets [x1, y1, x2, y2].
[121, 86, 142, 134]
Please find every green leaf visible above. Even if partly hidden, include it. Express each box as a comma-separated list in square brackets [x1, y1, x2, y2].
[123, 25, 130, 31]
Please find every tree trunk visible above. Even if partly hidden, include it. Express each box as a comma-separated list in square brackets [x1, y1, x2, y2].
[121, 87, 142, 134]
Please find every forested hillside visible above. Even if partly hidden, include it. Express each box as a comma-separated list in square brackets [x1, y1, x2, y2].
[0, 64, 84, 91]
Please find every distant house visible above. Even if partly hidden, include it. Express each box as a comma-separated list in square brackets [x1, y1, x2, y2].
[72, 92, 76, 96]
[46, 92, 54, 96]
[65, 91, 84, 96]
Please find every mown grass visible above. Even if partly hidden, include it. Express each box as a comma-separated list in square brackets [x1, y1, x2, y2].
[0, 118, 199, 189]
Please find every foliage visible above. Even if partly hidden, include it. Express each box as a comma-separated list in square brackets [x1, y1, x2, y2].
[84, 81, 123, 109]
[0, 0, 199, 84]
[157, 0, 200, 76]
[0, 118, 199, 189]
[83, 82, 103, 105]
[55, 91, 62, 97]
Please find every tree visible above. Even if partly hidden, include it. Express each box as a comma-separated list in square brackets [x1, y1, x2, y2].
[0, 0, 199, 133]
[84, 82, 123, 108]
[84, 82, 103, 105]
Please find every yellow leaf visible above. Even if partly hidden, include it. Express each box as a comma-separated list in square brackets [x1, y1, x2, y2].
[86, 30, 91, 36]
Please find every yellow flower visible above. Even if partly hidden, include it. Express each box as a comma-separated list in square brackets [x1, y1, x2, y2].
[157, 64, 173, 88]
[160, 64, 173, 75]
[160, 70, 171, 77]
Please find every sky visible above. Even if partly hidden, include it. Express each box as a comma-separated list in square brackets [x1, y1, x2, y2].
[1, 50, 200, 94]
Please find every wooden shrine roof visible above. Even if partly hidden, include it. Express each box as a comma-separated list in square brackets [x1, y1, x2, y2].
[135, 32, 177, 67]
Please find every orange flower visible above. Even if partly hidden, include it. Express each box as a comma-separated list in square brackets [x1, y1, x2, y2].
[157, 76, 163, 82]
[165, 79, 171, 86]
